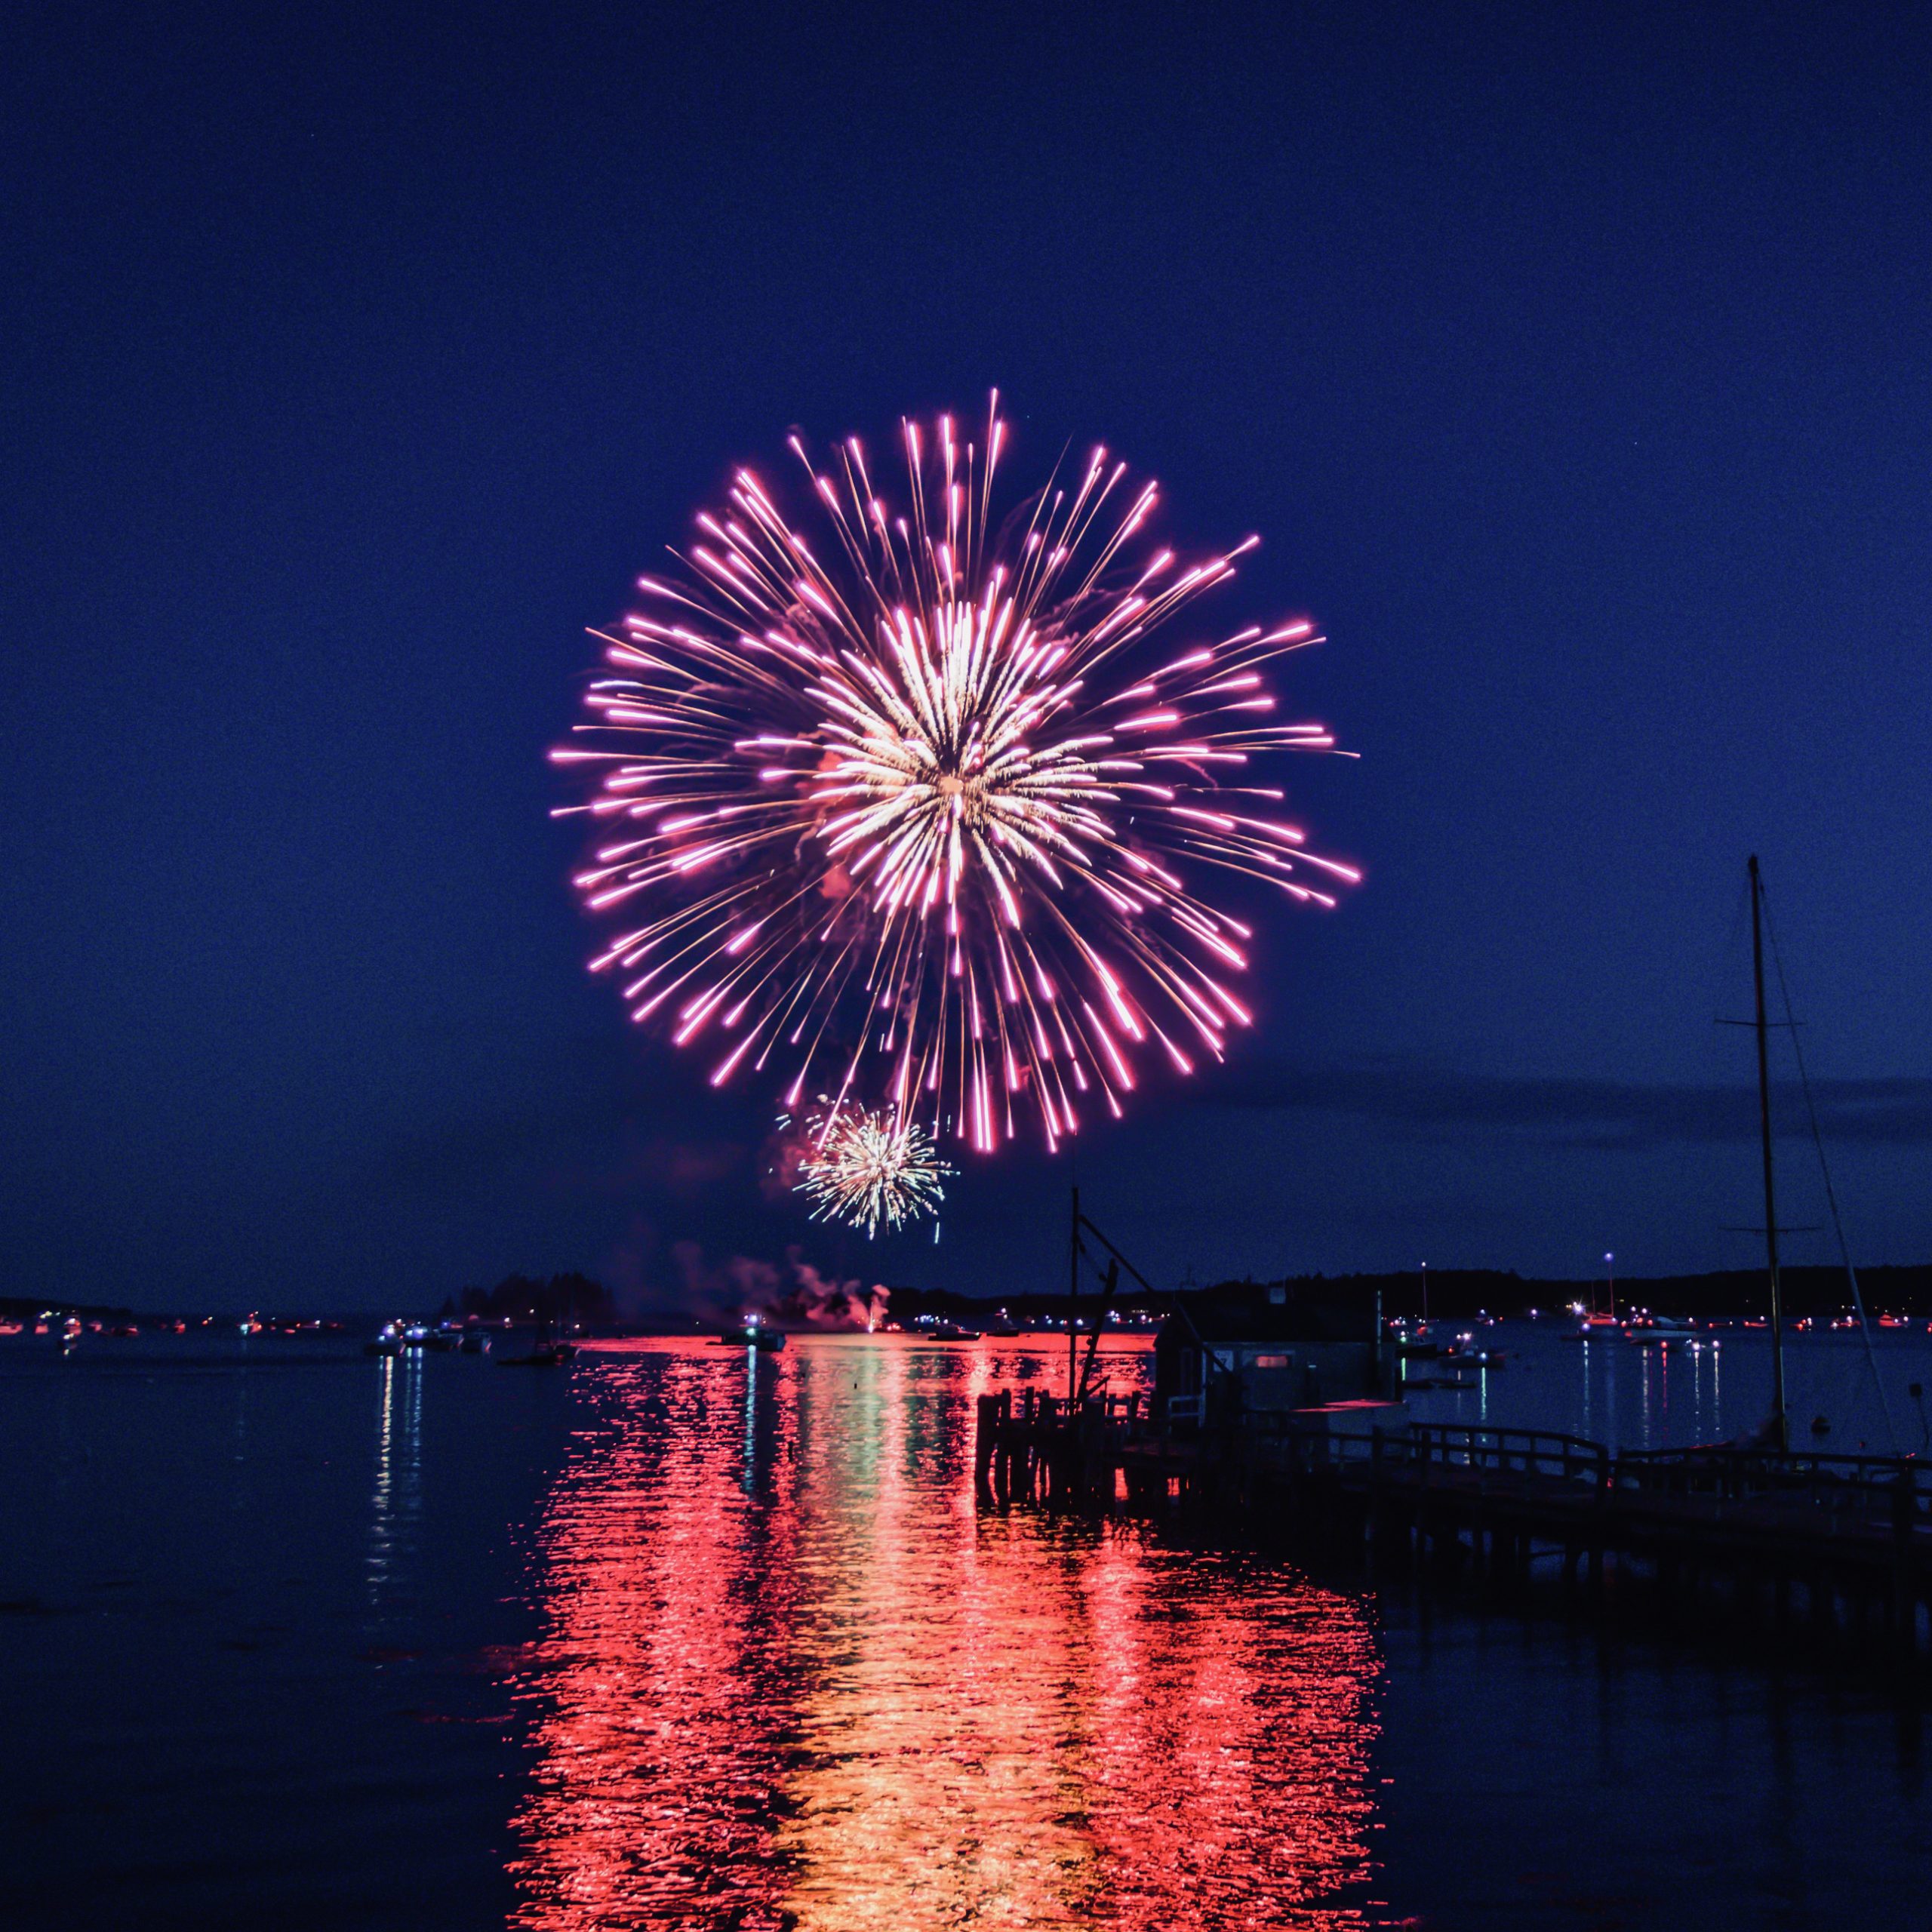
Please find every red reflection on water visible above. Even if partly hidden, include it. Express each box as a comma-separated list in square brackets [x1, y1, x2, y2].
[503, 1339, 1382, 1930]
[503, 1343, 803, 1926]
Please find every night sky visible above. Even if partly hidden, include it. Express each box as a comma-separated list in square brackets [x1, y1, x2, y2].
[8, 4, 1932, 1312]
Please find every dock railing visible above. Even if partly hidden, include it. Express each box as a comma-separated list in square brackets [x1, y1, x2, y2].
[1611, 1445, 1930, 1530]
[1255, 1419, 1611, 1496]
[1404, 1423, 1611, 1491]
[1272, 1423, 1927, 1531]
[1084, 1396, 1927, 1542]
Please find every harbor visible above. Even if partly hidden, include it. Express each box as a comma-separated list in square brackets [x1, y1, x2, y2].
[11, 1321, 1932, 1928]
[962, 860, 1932, 1683]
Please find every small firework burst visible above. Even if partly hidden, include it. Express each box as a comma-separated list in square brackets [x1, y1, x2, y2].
[795, 1103, 952, 1238]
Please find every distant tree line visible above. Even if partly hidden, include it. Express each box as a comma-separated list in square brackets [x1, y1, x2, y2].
[442, 1272, 614, 1327]
[888, 1265, 1932, 1323]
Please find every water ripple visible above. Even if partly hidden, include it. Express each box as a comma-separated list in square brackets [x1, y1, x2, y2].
[502, 1339, 1380, 1930]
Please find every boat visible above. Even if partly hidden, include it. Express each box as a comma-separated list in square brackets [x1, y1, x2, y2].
[1563, 1314, 1621, 1342]
[401, 1322, 458, 1352]
[1439, 1341, 1507, 1371]
[1721, 855, 1895, 1451]
[712, 1317, 786, 1350]
[1623, 1315, 1697, 1346]
[371, 1321, 425, 1367]
[498, 1316, 579, 1366]
[912, 1317, 983, 1341]
[497, 1340, 578, 1367]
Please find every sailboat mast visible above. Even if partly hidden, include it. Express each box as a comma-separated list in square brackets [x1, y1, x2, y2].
[1068, 1182, 1080, 1405]
[1749, 854, 1788, 1450]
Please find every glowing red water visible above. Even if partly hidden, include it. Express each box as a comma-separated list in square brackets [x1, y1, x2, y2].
[502, 1339, 1380, 1930]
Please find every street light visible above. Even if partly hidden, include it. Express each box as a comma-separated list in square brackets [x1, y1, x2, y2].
[1604, 1252, 1615, 1323]
[1420, 1260, 1428, 1322]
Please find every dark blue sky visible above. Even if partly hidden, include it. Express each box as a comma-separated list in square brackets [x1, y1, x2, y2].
[7, 3, 1931, 1310]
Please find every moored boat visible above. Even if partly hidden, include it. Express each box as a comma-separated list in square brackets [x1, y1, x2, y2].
[1623, 1315, 1697, 1346]
[497, 1340, 578, 1367]
[712, 1316, 786, 1349]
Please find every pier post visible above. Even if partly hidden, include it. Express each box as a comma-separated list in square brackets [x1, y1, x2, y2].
[1809, 1570, 1833, 1647]
[1892, 1474, 1916, 1655]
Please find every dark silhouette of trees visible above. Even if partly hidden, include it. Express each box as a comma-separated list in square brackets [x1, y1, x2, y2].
[455, 1271, 614, 1327]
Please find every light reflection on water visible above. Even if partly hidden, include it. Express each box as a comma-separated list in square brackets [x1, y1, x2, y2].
[8, 1328, 1932, 1927]
[367, 1352, 425, 1609]
[503, 1339, 1381, 1930]
[1403, 1319, 1925, 1454]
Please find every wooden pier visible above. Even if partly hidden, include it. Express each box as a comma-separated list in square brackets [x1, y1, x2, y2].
[975, 1395, 1932, 1667]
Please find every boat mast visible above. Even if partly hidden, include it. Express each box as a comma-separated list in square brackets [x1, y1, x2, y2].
[1068, 1181, 1080, 1405]
[1749, 855, 1788, 1450]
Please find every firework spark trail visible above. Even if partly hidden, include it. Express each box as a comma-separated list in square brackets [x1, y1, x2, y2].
[554, 395, 1356, 1153]
[793, 1103, 952, 1238]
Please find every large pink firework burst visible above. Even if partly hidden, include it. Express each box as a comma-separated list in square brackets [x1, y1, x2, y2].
[553, 395, 1356, 1154]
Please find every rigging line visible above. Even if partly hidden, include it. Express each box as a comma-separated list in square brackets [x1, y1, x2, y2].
[1075, 1211, 1232, 1378]
[1759, 878, 1900, 1454]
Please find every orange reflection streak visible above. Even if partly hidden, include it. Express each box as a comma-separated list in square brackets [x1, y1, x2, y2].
[770, 1343, 1100, 1928]
[503, 1339, 1383, 1930]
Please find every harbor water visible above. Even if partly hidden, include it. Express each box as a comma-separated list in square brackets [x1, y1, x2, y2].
[5, 1324, 1930, 1928]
